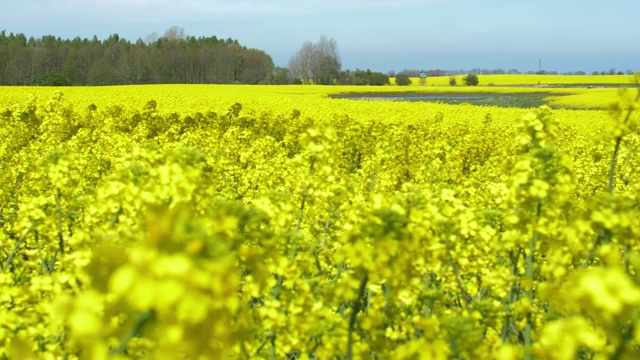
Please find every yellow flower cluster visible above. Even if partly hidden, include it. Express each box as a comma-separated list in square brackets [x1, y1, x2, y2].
[0, 79, 639, 359]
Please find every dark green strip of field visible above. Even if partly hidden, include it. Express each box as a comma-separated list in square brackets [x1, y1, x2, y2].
[329, 92, 565, 109]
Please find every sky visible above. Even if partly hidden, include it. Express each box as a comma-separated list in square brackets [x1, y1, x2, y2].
[2, 0, 639, 74]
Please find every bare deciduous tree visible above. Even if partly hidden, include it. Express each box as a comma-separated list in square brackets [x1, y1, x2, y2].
[289, 36, 341, 84]
[162, 26, 186, 42]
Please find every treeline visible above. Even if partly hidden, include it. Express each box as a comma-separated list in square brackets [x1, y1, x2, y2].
[0, 28, 275, 85]
[391, 68, 638, 77]
[337, 69, 390, 85]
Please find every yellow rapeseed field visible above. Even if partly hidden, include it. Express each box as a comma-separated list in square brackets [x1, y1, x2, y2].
[400, 74, 635, 86]
[1, 79, 639, 359]
[3, 74, 636, 113]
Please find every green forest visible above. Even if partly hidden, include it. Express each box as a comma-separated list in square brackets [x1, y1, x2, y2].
[0, 29, 276, 86]
[0, 29, 396, 87]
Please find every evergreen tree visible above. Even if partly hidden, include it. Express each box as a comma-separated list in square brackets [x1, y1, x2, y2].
[0, 28, 274, 85]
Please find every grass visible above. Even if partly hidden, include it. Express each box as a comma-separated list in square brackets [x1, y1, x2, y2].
[436, 93, 553, 108]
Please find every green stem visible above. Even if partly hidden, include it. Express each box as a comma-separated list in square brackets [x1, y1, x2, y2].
[292, 155, 317, 259]
[56, 188, 65, 255]
[294, 184, 308, 233]
[33, 230, 53, 274]
[608, 88, 640, 194]
[501, 250, 522, 342]
[0, 172, 24, 217]
[607, 136, 623, 194]
[369, 162, 382, 193]
[3, 225, 34, 272]
[314, 215, 333, 275]
[610, 322, 635, 360]
[524, 318, 533, 359]
[314, 254, 323, 276]
[252, 332, 274, 358]
[321, 216, 330, 249]
[111, 309, 154, 355]
[621, 136, 637, 187]
[346, 273, 368, 360]
[270, 334, 276, 360]
[451, 259, 473, 311]
[291, 183, 308, 260]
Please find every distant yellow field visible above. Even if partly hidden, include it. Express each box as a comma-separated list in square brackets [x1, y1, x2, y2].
[545, 87, 640, 109]
[0, 84, 620, 128]
[395, 74, 636, 86]
[1, 85, 546, 119]
[0, 84, 571, 117]
[1, 82, 634, 111]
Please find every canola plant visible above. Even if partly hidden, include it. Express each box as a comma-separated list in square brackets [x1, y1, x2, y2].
[1, 80, 639, 359]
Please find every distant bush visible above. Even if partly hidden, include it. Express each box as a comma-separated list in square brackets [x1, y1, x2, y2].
[449, 76, 457, 86]
[463, 74, 479, 86]
[395, 74, 412, 86]
[40, 71, 72, 86]
[368, 72, 390, 86]
[340, 69, 390, 85]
